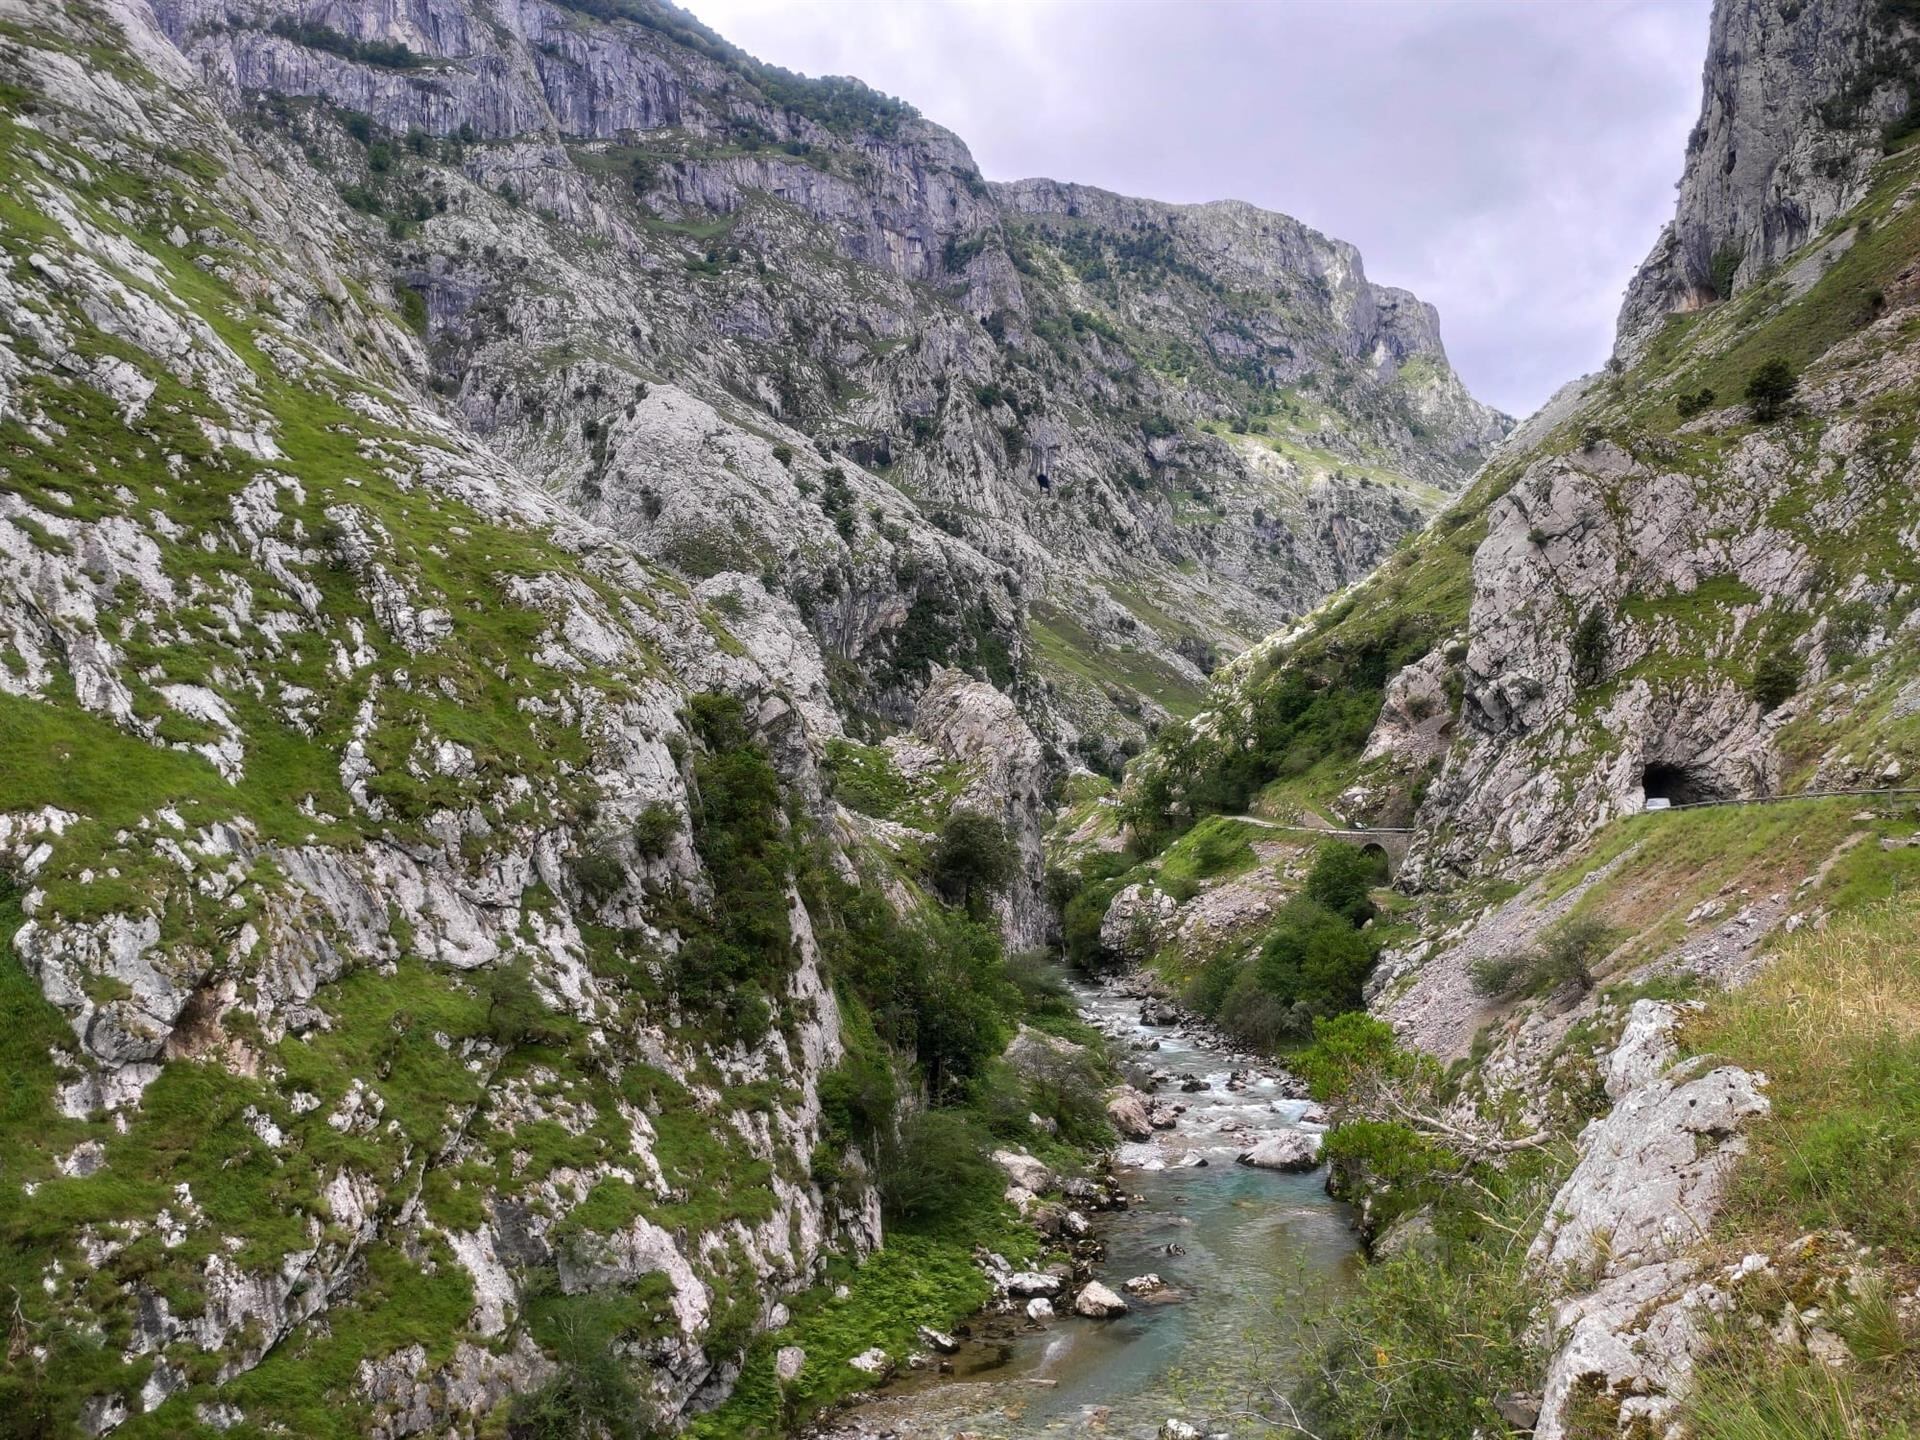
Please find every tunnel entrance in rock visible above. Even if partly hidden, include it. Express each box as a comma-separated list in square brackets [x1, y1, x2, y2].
[1640, 762, 1722, 808]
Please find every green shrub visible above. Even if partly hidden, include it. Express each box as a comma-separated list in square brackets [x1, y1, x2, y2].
[1570, 606, 1610, 686]
[1710, 240, 1743, 300]
[1294, 1012, 1409, 1105]
[1054, 854, 1133, 972]
[570, 838, 627, 902]
[1748, 645, 1804, 711]
[1304, 842, 1387, 926]
[1294, 1198, 1542, 1439]
[1468, 915, 1612, 999]
[481, 962, 569, 1049]
[629, 802, 678, 858]
[1675, 386, 1717, 419]
[876, 1109, 997, 1223]
[510, 1287, 659, 1440]
[670, 695, 800, 1043]
[1321, 1119, 1455, 1233]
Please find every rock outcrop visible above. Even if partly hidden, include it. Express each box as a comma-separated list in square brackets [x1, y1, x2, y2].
[1617, 0, 1918, 353]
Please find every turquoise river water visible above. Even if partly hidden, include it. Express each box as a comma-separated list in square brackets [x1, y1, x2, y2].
[831, 979, 1361, 1440]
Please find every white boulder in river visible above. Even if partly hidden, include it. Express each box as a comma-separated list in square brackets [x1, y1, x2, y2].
[1237, 1131, 1323, 1172]
[1074, 1281, 1130, 1318]
[1106, 1087, 1156, 1141]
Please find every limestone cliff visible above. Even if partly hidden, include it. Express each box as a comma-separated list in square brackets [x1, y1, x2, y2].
[1617, 0, 1918, 353]
[142, 0, 1506, 756]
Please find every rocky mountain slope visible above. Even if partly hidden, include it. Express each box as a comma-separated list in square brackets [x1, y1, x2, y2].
[144, 0, 1505, 756]
[1091, 0, 1920, 1432]
[0, 1, 1101, 1434]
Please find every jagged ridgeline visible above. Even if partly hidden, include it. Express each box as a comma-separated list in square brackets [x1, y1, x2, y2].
[116, 0, 1504, 763]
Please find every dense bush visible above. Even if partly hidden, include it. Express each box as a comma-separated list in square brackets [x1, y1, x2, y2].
[629, 802, 677, 858]
[1674, 386, 1717, 419]
[1052, 853, 1135, 972]
[1304, 842, 1387, 926]
[1183, 845, 1383, 1049]
[1569, 606, 1611, 686]
[671, 695, 796, 1043]
[875, 1108, 999, 1223]
[1122, 620, 1435, 848]
[1294, 1202, 1542, 1439]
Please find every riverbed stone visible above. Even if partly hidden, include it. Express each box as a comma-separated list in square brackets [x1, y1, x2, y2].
[1005, 1271, 1063, 1298]
[1236, 1131, 1323, 1172]
[1106, 1087, 1155, 1141]
[1074, 1281, 1129, 1318]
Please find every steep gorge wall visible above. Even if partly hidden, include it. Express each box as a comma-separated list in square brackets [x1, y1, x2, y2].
[144, 0, 1506, 754]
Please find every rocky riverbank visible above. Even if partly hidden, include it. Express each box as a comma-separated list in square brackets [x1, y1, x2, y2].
[811, 974, 1355, 1440]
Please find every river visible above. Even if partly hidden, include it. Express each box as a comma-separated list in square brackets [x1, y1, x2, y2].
[827, 977, 1361, 1440]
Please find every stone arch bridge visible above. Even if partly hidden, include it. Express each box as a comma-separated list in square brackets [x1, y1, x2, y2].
[1231, 816, 1415, 880]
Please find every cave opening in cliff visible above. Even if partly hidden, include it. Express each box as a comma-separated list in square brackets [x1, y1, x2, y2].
[1640, 762, 1720, 808]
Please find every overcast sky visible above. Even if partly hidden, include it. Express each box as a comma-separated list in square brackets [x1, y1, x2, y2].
[684, 0, 1711, 419]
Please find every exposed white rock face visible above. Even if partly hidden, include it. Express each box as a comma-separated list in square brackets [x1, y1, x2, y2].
[1404, 431, 1830, 880]
[1526, 1002, 1772, 1438]
[0, 2, 897, 1430]
[1530, 1059, 1768, 1278]
[906, 667, 1052, 949]
[1100, 884, 1180, 962]
[1533, 1260, 1718, 1440]
[1617, 0, 1909, 353]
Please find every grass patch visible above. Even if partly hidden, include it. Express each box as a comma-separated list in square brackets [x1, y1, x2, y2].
[1687, 896, 1920, 1259]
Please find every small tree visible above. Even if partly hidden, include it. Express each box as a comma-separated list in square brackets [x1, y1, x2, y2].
[1470, 915, 1612, 998]
[1570, 607, 1611, 686]
[1304, 843, 1387, 927]
[929, 809, 1017, 916]
[1744, 358, 1798, 422]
